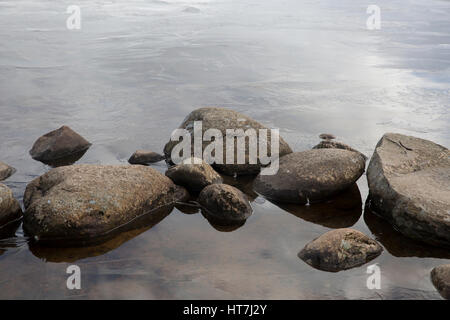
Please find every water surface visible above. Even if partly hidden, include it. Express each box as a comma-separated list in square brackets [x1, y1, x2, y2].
[0, 0, 449, 299]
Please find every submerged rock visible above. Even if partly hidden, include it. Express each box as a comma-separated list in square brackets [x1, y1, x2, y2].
[313, 140, 367, 161]
[367, 133, 450, 247]
[0, 183, 22, 227]
[163, 107, 292, 176]
[165, 157, 222, 193]
[128, 150, 165, 165]
[23, 164, 188, 245]
[254, 149, 366, 204]
[29, 126, 91, 163]
[0, 162, 16, 181]
[298, 228, 383, 272]
[198, 184, 252, 225]
[431, 264, 450, 300]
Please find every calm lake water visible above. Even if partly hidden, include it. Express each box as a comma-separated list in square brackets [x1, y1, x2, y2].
[0, 0, 449, 299]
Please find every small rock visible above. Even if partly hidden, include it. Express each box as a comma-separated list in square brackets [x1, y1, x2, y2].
[128, 150, 165, 164]
[0, 183, 22, 227]
[367, 133, 450, 247]
[198, 184, 252, 225]
[165, 157, 222, 193]
[0, 162, 16, 181]
[23, 164, 188, 245]
[298, 228, 383, 272]
[319, 133, 336, 140]
[254, 149, 366, 204]
[29, 125, 91, 163]
[431, 264, 450, 300]
[313, 140, 367, 161]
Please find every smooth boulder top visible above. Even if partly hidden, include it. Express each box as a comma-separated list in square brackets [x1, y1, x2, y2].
[367, 133, 450, 247]
[29, 125, 91, 162]
[198, 183, 252, 225]
[163, 107, 293, 176]
[0, 162, 16, 181]
[165, 157, 222, 193]
[254, 149, 366, 204]
[298, 228, 383, 272]
[128, 150, 165, 165]
[431, 264, 450, 300]
[313, 140, 368, 161]
[23, 164, 188, 245]
[0, 183, 22, 227]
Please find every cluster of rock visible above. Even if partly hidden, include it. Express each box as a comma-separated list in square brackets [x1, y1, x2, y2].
[1, 107, 449, 299]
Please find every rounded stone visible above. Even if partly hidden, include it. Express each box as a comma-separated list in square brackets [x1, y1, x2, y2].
[0, 183, 22, 227]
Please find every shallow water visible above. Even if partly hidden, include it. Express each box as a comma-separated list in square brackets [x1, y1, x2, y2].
[0, 0, 449, 299]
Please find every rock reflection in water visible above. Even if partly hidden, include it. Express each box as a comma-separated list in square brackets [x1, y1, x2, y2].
[201, 210, 247, 232]
[29, 205, 173, 262]
[272, 184, 363, 228]
[364, 206, 450, 259]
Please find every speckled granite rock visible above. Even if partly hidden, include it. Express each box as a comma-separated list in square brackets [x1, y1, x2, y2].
[23, 164, 188, 245]
[298, 228, 383, 272]
[0, 183, 22, 227]
[165, 157, 222, 193]
[431, 264, 450, 300]
[313, 140, 367, 161]
[128, 150, 165, 164]
[254, 149, 366, 204]
[0, 162, 16, 181]
[367, 133, 450, 247]
[198, 184, 252, 225]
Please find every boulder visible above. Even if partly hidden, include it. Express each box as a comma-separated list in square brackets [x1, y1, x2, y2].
[254, 149, 366, 204]
[128, 150, 165, 164]
[198, 184, 252, 225]
[163, 107, 292, 176]
[165, 157, 222, 193]
[367, 133, 450, 247]
[23, 164, 188, 245]
[0, 162, 16, 181]
[298, 228, 383, 272]
[0, 183, 22, 227]
[313, 140, 367, 161]
[319, 133, 336, 140]
[431, 264, 450, 300]
[29, 126, 91, 163]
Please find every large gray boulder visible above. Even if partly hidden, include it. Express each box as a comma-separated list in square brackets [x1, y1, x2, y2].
[0, 162, 16, 181]
[23, 165, 187, 245]
[29, 125, 91, 163]
[367, 133, 450, 247]
[165, 157, 222, 193]
[198, 183, 252, 225]
[431, 264, 450, 300]
[254, 149, 366, 204]
[163, 107, 292, 176]
[0, 183, 22, 227]
[298, 228, 383, 272]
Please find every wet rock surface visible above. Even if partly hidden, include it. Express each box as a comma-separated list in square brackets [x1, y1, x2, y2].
[163, 107, 292, 176]
[198, 183, 252, 225]
[23, 164, 188, 245]
[0, 162, 16, 181]
[29, 125, 91, 163]
[165, 157, 222, 193]
[254, 149, 366, 204]
[0, 183, 22, 227]
[367, 133, 450, 247]
[128, 150, 165, 164]
[313, 140, 367, 161]
[431, 264, 450, 300]
[298, 228, 383, 272]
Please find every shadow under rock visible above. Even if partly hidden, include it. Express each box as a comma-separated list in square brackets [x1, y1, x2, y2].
[271, 184, 363, 228]
[29, 205, 174, 262]
[364, 205, 450, 259]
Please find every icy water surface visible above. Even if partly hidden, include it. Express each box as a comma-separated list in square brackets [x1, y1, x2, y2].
[0, 0, 449, 299]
